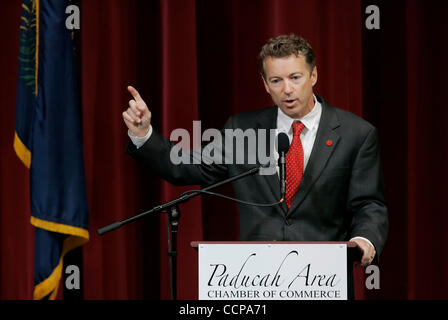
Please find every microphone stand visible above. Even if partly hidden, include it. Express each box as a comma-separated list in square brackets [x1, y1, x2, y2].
[97, 165, 266, 300]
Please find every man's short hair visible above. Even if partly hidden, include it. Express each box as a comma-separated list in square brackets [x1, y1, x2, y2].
[259, 33, 316, 78]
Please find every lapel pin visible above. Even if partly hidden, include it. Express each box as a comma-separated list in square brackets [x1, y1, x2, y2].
[326, 139, 333, 146]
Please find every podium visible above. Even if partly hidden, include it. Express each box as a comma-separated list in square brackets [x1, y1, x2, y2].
[191, 241, 362, 300]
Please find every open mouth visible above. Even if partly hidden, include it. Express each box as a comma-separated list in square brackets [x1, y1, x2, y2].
[283, 99, 297, 107]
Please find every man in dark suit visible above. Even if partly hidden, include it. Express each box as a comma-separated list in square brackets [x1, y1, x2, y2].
[122, 34, 388, 268]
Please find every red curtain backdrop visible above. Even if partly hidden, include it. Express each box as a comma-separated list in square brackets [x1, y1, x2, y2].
[1, 0, 447, 299]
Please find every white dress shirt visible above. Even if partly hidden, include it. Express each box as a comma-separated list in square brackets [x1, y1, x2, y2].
[275, 95, 322, 172]
[129, 125, 153, 148]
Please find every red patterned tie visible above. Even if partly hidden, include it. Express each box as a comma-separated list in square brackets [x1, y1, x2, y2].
[285, 121, 305, 209]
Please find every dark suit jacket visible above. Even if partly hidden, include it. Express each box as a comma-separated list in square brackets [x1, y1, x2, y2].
[127, 94, 389, 256]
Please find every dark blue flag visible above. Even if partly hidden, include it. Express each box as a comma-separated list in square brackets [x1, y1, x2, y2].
[14, 0, 89, 300]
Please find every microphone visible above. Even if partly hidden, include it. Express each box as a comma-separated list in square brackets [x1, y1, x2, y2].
[277, 132, 290, 201]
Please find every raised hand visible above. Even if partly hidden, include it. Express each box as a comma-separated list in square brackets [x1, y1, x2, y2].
[122, 86, 152, 137]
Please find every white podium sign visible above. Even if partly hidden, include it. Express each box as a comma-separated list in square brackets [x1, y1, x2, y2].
[198, 243, 347, 300]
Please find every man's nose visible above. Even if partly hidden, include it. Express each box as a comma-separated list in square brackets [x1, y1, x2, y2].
[283, 80, 293, 94]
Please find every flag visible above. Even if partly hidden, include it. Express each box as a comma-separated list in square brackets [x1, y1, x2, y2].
[14, 0, 89, 300]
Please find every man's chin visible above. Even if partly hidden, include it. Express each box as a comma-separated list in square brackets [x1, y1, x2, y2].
[280, 105, 302, 119]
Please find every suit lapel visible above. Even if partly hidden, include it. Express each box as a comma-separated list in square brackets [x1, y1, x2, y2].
[287, 98, 341, 215]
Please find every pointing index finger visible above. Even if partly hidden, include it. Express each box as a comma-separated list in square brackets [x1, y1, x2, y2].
[127, 86, 143, 102]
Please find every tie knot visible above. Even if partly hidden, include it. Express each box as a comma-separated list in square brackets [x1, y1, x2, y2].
[292, 121, 305, 136]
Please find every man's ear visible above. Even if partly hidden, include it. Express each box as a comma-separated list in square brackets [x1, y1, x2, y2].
[261, 73, 270, 94]
[311, 66, 318, 87]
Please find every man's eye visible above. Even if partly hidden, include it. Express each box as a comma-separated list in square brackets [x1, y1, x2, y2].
[292, 76, 301, 80]
[271, 79, 280, 84]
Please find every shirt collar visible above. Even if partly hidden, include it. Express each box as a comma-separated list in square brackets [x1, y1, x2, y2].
[277, 94, 322, 134]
